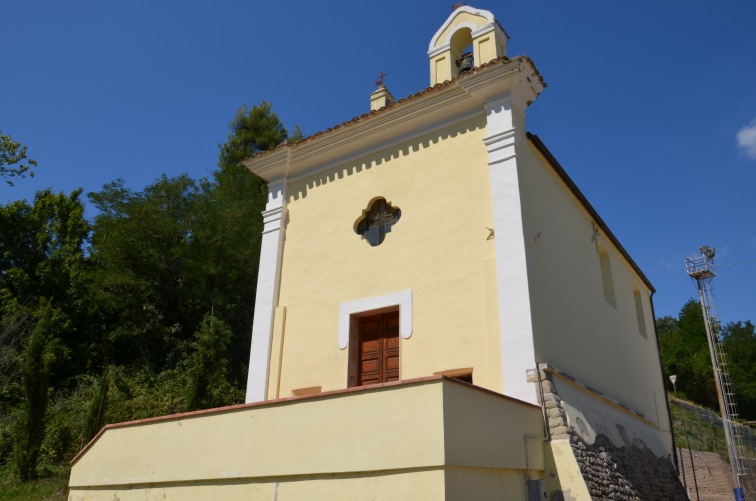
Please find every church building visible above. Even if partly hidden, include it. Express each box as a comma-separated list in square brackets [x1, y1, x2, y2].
[68, 6, 687, 500]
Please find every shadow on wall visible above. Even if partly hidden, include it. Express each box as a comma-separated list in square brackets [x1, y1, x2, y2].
[286, 120, 484, 203]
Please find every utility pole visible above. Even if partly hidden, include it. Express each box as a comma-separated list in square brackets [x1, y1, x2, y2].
[686, 246, 748, 501]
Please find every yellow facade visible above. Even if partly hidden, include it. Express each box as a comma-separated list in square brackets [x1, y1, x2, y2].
[271, 116, 503, 398]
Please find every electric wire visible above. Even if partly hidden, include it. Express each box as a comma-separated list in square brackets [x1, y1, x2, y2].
[645, 259, 756, 274]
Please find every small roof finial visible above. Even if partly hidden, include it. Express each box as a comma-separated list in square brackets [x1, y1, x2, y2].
[375, 70, 388, 88]
[451, 0, 467, 11]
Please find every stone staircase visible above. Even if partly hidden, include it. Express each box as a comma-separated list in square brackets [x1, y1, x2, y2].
[677, 448, 737, 501]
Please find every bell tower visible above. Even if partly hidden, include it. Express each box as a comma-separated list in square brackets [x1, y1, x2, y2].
[427, 6, 509, 86]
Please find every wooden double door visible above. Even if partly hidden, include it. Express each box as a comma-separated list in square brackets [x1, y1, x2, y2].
[358, 311, 400, 386]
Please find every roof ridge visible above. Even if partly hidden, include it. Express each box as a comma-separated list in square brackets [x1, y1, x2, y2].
[244, 55, 541, 162]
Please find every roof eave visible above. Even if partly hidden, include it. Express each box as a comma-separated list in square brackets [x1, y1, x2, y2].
[527, 132, 655, 293]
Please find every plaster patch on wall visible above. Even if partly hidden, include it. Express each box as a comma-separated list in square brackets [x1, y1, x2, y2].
[537, 369, 686, 500]
[552, 376, 667, 457]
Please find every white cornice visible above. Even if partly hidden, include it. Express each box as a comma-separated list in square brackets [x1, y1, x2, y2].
[458, 58, 544, 110]
[286, 107, 482, 184]
[472, 21, 508, 45]
[428, 21, 482, 58]
[243, 58, 544, 183]
[428, 6, 495, 52]
[427, 21, 507, 59]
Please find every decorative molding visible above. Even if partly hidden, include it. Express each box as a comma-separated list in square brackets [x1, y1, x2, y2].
[471, 21, 506, 43]
[427, 21, 481, 58]
[427, 21, 505, 59]
[427, 44, 449, 60]
[459, 59, 544, 108]
[261, 206, 285, 234]
[529, 363, 655, 428]
[244, 57, 543, 184]
[245, 180, 288, 403]
[338, 289, 413, 349]
[285, 107, 482, 184]
[428, 6, 495, 52]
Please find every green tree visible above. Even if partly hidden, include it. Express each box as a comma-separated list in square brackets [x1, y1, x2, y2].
[0, 190, 90, 470]
[658, 300, 756, 420]
[218, 102, 288, 167]
[0, 310, 31, 387]
[657, 299, 717, 409]
[0, 189, 89, 309]
[87, 175, 201, 371]
[83, 366, 110, 443]
[0, 130, 37, 186]
[188, 102, 294, 381]
[0, 189, 89, 381]
[722, 320, 756, 419]
[183, 315, 239, 411]
[86, 102, 295, 379]
[0, 102, 301, 476]
[13, 301, 58, 481]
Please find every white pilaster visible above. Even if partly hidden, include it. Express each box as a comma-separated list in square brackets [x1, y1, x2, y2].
[245, 179, 287, 403]
[484, 96, 538, 405]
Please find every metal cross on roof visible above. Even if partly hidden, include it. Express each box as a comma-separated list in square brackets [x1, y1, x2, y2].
[375, 71, 388, 87]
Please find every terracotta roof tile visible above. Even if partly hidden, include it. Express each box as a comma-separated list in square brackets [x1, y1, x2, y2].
[245, 55, 545, 162]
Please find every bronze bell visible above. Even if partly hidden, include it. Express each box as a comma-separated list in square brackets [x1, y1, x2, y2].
[458, 54, 474, 73]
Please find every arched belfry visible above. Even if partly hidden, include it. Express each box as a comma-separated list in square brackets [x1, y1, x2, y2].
[427, 6, 509, 86]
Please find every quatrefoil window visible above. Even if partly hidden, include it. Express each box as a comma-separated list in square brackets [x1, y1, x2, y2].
[355, 197, 401, 246]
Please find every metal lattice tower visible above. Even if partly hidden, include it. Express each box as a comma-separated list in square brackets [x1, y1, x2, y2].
[686, 247, 748, 495]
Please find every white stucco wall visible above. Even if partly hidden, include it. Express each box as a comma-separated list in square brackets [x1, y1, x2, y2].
[517, 140, 667, 435]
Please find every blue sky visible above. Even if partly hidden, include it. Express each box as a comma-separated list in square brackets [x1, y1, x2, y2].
[2, 1, 756, 325]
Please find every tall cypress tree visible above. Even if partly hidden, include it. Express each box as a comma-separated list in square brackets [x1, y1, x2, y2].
[187, 102, 296, 383]
[13, 301, 56, 481]
[183, 315, 235, 411]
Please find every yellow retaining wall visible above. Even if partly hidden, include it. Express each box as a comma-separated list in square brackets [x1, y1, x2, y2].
[69, 377, 544, 500]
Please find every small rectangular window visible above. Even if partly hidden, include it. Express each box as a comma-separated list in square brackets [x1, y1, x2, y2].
[598, 244, 616, 307]
[634, 289, 648, 339]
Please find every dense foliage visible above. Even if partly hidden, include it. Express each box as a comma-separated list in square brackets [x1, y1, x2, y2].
[0, 103, 297, 480]
[657, 299, 756, 420]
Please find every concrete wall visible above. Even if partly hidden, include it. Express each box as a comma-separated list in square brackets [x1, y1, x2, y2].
[69, 378, 544, 500]
[271, 115, 504, 397]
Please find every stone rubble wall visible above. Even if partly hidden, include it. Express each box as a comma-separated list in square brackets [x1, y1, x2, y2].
[538, 375, 688, 500]
[571, 434, 688, 500]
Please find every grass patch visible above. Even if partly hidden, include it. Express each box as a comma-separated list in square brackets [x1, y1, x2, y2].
[0, 465, 68, 501]
[669, 396, 729, 454]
